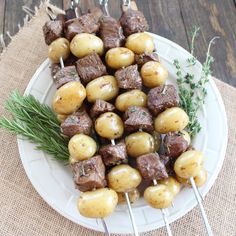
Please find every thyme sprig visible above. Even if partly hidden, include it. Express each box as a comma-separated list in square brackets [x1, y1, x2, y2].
[0, 91, 69, 161]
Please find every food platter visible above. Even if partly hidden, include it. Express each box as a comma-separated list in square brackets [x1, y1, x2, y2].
[17, 33, 228, 234]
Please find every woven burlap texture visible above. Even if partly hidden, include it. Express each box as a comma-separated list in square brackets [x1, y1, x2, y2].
[0, 3, 235, 236]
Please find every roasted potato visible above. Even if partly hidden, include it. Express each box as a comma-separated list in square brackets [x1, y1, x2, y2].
[159, 177, 181, 197]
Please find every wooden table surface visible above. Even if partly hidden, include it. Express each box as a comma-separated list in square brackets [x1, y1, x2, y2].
[0, 0, 236, 87]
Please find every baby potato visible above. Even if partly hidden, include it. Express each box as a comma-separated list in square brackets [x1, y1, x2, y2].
[117, 188, 140, 204]
[141, 61, 168, 88]
[144, 185, 174, 209]
[159, 177, 181, 197]
[70, 33, 104, 58]
[68, 134, 97, 162]
[125, 33, 155, 54]
[125, 131, 156, 158]
[86, 75, 119, 103]
[48, 37, 70, 63]
[154, 107, 189, 134]
[105, 47, 135, 69]
[108, 164, 142, 192]
[52, 81, 86, 115]
[174, 150, 204, 179]
[115, 90, 147, 112]
[152, 131, 162, 152]
[57, 114, 69, 123]
[95, 112, 124, 139]
[77, 188, 118, 218]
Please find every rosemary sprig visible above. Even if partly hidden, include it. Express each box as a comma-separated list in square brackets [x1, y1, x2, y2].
[0, 91, 69, 161]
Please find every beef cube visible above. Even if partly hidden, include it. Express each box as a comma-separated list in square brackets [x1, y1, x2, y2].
[43, 20, 64, 45]
[124, 106, 153, 132]
[99, 142, 128, 167]
[51, 63, 61, 77]
[65, 14, 100, 41]
[163, 132, 189, 158]
[99, 16, 125, 50]
[137, 153, 168, 180]
[53, 65, 80, 88]
[119, 9, 149, 36]
[90, 99, 115, 118]
[147, 85, 179, 115]
[71, 155, 106, 192]
[135, 52, 159, 67]
[76, 53, 107, 84]
[60, 108, 92, 137]
[56, 14, 66, 25]
[160, 154, 175, 176]
[88, 7, 103, 21]
[115, 65, 142, 89]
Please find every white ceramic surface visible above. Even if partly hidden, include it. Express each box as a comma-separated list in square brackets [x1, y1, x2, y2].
[17, 33, 228, 234]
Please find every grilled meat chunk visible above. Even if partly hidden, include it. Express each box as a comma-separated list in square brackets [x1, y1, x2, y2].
[88, 7, 103, 21]
[90, 99, 115, 118]
[135, 52, 159, 67]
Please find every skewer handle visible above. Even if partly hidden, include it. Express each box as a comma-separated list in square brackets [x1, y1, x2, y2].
[59, 57, 64, 68]
[161, 209, 173, 236]
[190, 177, 213, 236]
[101, 218, 110, 236]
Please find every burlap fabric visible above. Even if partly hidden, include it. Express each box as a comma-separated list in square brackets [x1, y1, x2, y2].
[0, 3, 235, 236]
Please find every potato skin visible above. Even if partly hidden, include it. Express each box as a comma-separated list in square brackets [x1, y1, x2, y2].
[68, 134, 97, 162]
[154, 107, 189, 134]
[105, 47, 135, 69]
[107, 164, 142, 192]
[115, 89, 147, 112]
[174, 150, 204, 179]
[86, 75, 119, 103]
[52, 81, 86, 115]
[159, 177, 181, 197]
[141, 61, 168, 88]
[117, 188, 140, 204]
[125, 33, 155, 54]
[57, 114, 69, 123]
[144, 185, 174, 209]
[48, 38, 70, 63]
[125, 131, 156, 158]
[95, 112, 124, 139]
[77, 188, 118, 218]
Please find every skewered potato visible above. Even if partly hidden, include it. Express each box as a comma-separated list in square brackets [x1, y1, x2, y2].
[52, 81, 86, 115]
[48, 37, 70, 63]
[154, 107, 189, 134]
[152, 131, 162, 152]
[141, 61, 168, 88]
[159, 177, 181, 197]
[125, 33, 154, 54]
[77, 188, 118, 218]
[57, 114, 69, 123]
[174, 150, 204, 179]
[86, 75, 119, 103]
[108, 164, 142, 192]
[117, 188, 140, 204]
[125, 131, 156, 158]
[115, 89, 147, 112]
[105, 47, 135, 69]
[70, 33, 104, 58]
[68, 134, 97, 162]
[95, 112, 124, 139]
[144, 185, 174, 209]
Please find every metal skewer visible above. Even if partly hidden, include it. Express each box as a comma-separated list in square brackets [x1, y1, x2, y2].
[99, 0, 110, 17]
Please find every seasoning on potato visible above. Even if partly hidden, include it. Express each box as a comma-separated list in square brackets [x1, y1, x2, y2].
[125, 32, 155, 54]
[48, 37, 70, 63]
[159, 177, 181, 197]
[52, 81, 86, 115]
[105, 47, 135, 69]
[117, 188, 140, 204]
[154, 107, 189, 134]
[70, 33, 104, 58]
[86, 75, 119, 103]
[115, 89, 147, 112]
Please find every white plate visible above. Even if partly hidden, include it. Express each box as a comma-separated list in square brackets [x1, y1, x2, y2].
[17, 33, 228, 234]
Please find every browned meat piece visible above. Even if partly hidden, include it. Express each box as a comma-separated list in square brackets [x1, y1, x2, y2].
[90, 99, 115, 118]
[124, 106, 153, 132]
[43, 20, 64, 45]
[56, 14, 66, 25]
[88, 7, 103, 21]
[51, 63, 61, 77]
[76, 53, 107, 85]
[53, 66, 80, 88]
[115, 65, 142, 89]
[60, 109, 92, 137]
[64, 14, 100, 41]
[160, 154, 175, 176]
[119, 9, 149, 36]
[163, 132, 189, 158]
[71, 155, 106, 192]
[99, 142, 128, 166]
[137, 153, 168, 180]
[99, 16, 125, 50]
[135, 52, 159, 67]
[147, 85, 179, 115]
